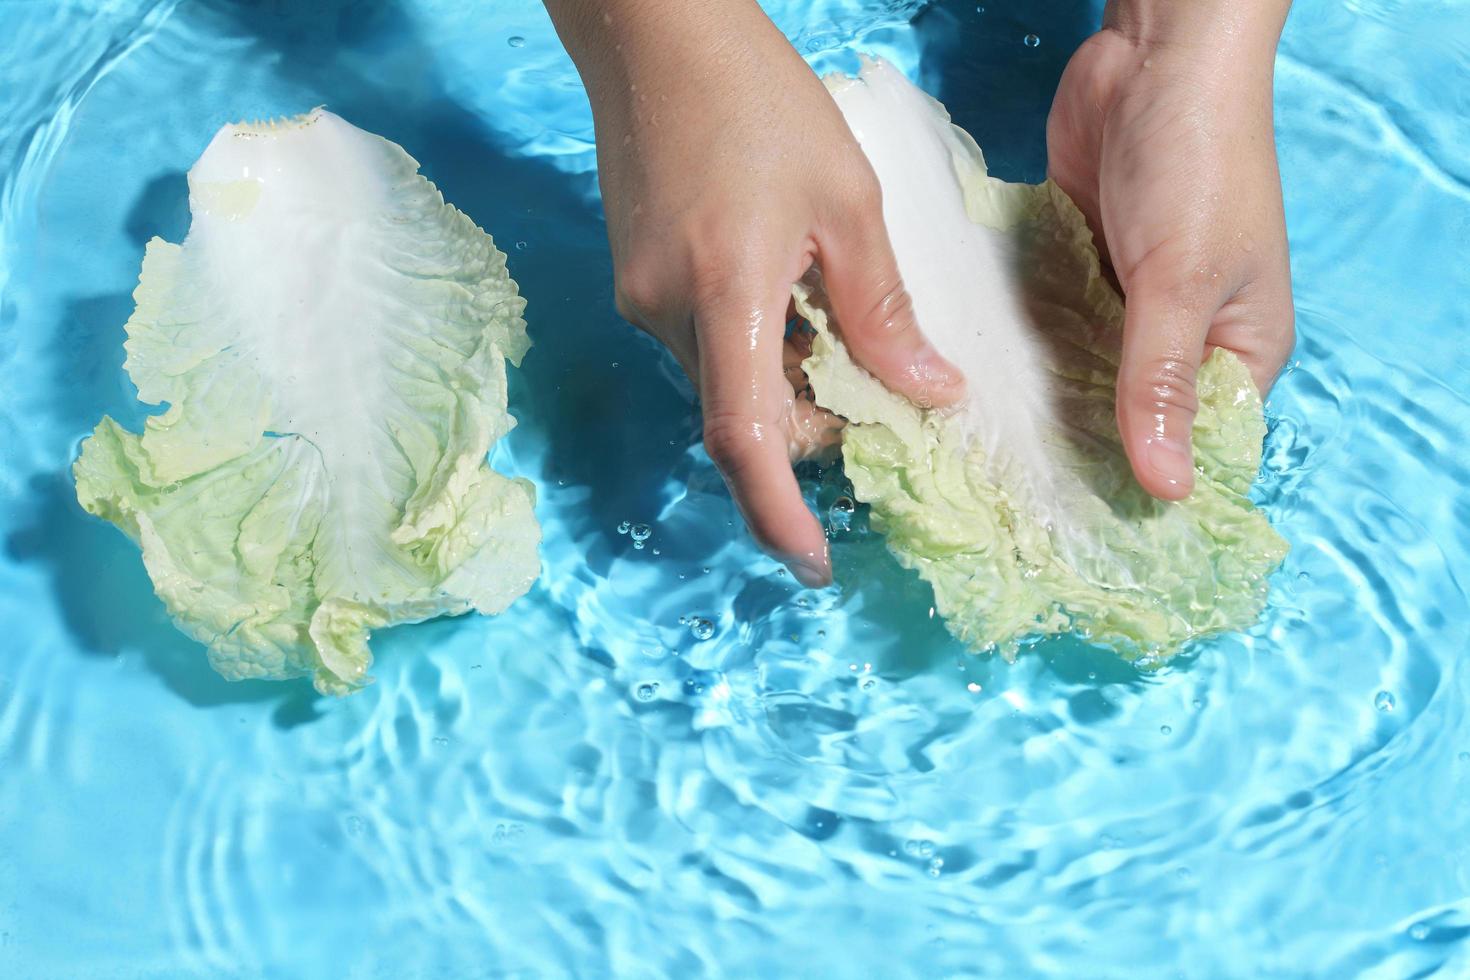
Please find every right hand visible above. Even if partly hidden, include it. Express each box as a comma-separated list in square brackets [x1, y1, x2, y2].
[547, 0, 965, 586]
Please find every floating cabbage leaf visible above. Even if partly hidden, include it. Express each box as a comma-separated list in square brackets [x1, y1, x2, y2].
[74, 110, 540, 694]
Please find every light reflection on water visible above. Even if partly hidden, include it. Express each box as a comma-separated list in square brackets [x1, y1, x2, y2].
[0, 0, 1467, 975]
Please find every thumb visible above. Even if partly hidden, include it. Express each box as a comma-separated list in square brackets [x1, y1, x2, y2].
[818, 198, 966, 410]
[1116, 270, 1214, 501]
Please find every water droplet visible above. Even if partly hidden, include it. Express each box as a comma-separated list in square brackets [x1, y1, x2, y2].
[1374, 690, 1396, 712]
[617, 521, 631, 534]
[507, 35, 525, 48]
[634, 682, 659, 702]
[630, 523, 652, 542]
[1410, 923, 1430, 941]
[1023, 33, 1040, 47]
[514, 241, 527, 250]
[689, 617, 715, 640]
[1161, 725, 1173, 735]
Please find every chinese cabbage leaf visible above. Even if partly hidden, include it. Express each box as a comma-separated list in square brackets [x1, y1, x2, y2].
[74, 110, 540, 694]
[799, 59, 1286, 658]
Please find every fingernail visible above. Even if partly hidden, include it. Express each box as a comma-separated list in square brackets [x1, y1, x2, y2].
[920, 348, 966, 393]
[909, 349, 966, 408]
[1145, 435, 1195, 495]
[789, 557, 831, 589]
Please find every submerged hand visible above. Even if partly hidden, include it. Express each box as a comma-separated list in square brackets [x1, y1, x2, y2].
[546, 0, 964, 585]
[1047, 1, 1295, 499]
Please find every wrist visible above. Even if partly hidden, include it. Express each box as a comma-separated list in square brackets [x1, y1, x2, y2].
[1102, 0, 1289, 66]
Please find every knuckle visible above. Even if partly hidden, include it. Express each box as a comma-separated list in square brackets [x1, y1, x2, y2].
[614, 261, 668, 323]
[844, 277, 916, 345]
[1133, 356, 1200, 415]
[702, 412, 759, 473]
[843, 165, 884, 214]
[1127, 241, 1218, 313]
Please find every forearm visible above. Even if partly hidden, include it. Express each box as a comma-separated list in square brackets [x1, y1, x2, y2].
[1103, 0, 1290, 61]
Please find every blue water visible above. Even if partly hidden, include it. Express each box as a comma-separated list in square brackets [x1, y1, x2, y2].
[2, 1, 1468, 976]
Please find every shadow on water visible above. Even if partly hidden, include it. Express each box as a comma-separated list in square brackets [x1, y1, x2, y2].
[4, 472, 322, 724]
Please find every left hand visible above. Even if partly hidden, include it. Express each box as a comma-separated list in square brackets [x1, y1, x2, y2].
[1046, 8, 1295, 499]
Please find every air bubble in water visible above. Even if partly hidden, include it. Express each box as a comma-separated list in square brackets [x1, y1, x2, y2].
[432, 735, 449, 747]
[1161, 725, 1173, 735]
[514, 241, 527, 250]
[903, 839, 935, 859]
[927, 857, 944, 878]
[1410, 923, 1430, 941]
[508, 35, 525, 48]
[617, 521, 631, 534]
[1374, 690, 1396, 712]
[634, 682, 659, 702]
[1023, 33, 1040, 47]
[689, 617, 715, 640]
[630, 523, 651, 542]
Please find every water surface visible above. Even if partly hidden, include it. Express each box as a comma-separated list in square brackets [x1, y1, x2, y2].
[1, 1, 1467, 976]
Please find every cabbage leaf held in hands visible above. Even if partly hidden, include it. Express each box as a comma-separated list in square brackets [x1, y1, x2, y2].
[798, 59, 1287, 658]
[74, 110, 541, 694]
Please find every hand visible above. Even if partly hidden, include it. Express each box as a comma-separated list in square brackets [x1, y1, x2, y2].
[1046, 2, 1295, 499]
[546, 0, 964, 585]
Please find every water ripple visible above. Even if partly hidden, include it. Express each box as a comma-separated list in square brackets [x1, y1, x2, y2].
[2, 0, 1468, 975]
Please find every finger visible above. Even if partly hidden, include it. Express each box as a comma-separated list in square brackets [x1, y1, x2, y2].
[783, 334, 843, 462]
[695, 285, 832, 587]
[819, 190, 967, 410]
[1116, 263, 1215, 501]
